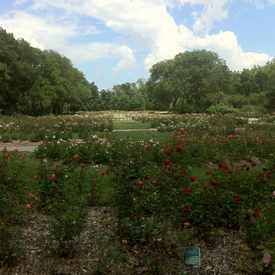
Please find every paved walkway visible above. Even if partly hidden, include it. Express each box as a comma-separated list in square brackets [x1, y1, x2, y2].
[0, 142, 41, 152]
[113, 128, 157, 132]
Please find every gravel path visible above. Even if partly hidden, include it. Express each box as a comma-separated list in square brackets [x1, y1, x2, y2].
[0, 207, 118, 275]
[0, 206, 256, 275]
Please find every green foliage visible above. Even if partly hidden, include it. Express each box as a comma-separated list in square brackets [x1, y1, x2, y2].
[0, 28, 98, 115]
[147, 50, 232, 112]
[2, 25, 275, 114]
[40, 163, 92, 257]
[0, 113, 112, 142]
[49, 202, 88, 258]
[94, 127, 274, 274]
[36, 136, 112, 164]
[0, 151, 37, 266]
[207, 103, 239, 114]
[95, 81, 147, 111]
[1, 112, 275, 272]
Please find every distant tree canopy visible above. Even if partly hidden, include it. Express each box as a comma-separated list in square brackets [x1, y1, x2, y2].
[94, 50, 275, 113]
[1, 27, 275, 115]
[0, 28, 97, 115]
[147, 50, 232, 112]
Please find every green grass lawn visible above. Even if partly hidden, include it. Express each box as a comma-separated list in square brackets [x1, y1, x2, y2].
[113, 119, 152, 130]
[106, 130, 170, 142]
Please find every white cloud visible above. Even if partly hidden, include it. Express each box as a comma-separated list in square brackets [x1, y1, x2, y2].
[64, 43, 136, 71]
[113, 46, 136, 72]
[192, 0, 229, 33]
[0, 11, 74, 49]
[170, 0, 275, 32]
[1, 0, 273, 77]
[170, 0, 230, 33]
[182, 30, 271, 70]
[14, 0, 30, 5]
[0, 10, 135, 72]
[20, 0, 190, 68]
[244, 0, 275, 8]
[27, 0, 271, 70]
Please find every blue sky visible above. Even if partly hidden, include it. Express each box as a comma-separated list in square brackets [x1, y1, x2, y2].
[0, 0, 274, 89]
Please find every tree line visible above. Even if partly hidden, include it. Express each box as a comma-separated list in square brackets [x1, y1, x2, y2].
[0, 27, 274, 115]
[84, 50, 275, 113]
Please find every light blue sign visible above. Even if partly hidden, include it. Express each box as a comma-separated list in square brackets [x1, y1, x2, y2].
[184, 246, 201, 267]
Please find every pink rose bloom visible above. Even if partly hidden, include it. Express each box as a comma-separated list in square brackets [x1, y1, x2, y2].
[25, 203, 32, 209]
[263, 252, 272, 266]
[28, 192, 34, 198]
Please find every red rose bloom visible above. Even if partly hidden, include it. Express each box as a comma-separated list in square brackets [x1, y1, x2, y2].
[254, 208, 261, 219]
[182, 187, 192, 195]
[163, 146, 173, 156]
[48, 174, 57, 182]
[234, 195, 241, 205]
[136, 180, 144, 188]
[228, 133, 236, 140]
[219, 161, 230, 173]
[27, 192, 34, 198]
[72, 154, 81, 161]
[182, 205, 192, 213]
[176, 143, 183, 153]
[181, 169, 187, 177]
[190, 176, 197, 182]
[209, 180, 219, 188]
[26, 203, 32, 209]
[144, 144, 151, 151]
[163, 159, 173, 169]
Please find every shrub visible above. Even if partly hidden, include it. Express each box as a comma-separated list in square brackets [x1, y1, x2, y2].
[0, 151, 36, 266]
[45, 164, 92, 257]
[207, 103, 239, 114]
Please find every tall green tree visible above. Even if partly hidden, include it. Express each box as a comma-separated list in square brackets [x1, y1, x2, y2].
[0, 28, 97, 115]
[147, 50, 231, 112]
[263, 60, 275, 111]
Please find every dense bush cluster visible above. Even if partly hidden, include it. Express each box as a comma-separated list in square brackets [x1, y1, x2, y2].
[0, 157, 99, 265]
[1, 118, 275, 273]
[0, 112, 112, 141]
[111, 129, 275, 273]
[0, 151, 37, 266]
[30, 116, 275, 273]
[38, 162, 93, 257]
